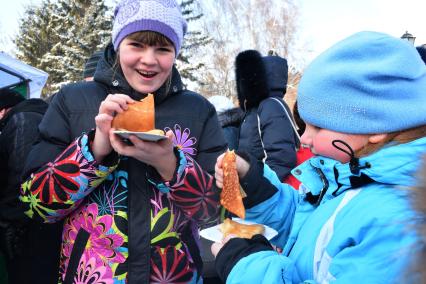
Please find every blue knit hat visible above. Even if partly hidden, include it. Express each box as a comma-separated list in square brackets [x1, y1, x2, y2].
[298, 31, 426, 134]
[112, 0, 187, 55]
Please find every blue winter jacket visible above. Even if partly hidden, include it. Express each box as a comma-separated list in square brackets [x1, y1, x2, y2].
[215, 137, 426, 283]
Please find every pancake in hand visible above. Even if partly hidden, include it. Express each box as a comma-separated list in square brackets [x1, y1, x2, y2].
[145, 129, 165, 136]
[112, 93, 155, 132]
[219, 218, 265, 239]
[220, 150, 245, 219]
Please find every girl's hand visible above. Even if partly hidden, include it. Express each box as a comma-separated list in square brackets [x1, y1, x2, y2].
[211, 234, 237, 258]
[110, 130, 177, 181]
[93, 94, 134, 161]
[214, 152, 251, 189]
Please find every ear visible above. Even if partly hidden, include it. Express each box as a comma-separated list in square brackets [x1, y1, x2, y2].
[368, 133, 388, 144]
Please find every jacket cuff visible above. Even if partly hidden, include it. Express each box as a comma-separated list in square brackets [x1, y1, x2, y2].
[87, 129, 119, 167]
[238, 152, 278, 209]
[215, 234, 274, 283]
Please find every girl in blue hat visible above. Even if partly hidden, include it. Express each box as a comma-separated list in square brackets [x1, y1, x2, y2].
[213, 31, 426, 283]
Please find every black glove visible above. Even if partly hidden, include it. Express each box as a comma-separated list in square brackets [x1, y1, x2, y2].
[215, 234, 273, 283]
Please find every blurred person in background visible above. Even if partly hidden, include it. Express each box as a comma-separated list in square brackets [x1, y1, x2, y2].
[235, 50, 298, 181]
[0, 88, 62, 284]
[208, 95, 243, 151]
[82, 50, 103, 82]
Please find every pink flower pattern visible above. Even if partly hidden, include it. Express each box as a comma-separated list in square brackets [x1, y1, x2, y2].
[62, 203, 125, 273]
[73, 254, 113, 284]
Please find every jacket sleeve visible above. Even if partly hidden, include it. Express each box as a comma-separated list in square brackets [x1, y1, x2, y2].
[257, 99, 297, 180]
[6, 112, 42, 188]
[215, 234, 296, 283]
[149, 106, 227, 225]
[20, 91, 118, 223]
[0, 112, 43, 221]
[222, 252, 296, 284]
[238, 154, 298, 247]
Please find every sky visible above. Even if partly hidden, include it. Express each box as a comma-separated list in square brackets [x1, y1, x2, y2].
[1, 0, 425, 64]
[299, 0, 426, 62]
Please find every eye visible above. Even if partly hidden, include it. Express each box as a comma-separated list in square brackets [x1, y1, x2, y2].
[129, 42, 144, 48]
[157, 46, 174, 53]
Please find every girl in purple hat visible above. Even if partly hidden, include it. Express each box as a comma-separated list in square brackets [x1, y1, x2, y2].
[19, 0, 226, 283]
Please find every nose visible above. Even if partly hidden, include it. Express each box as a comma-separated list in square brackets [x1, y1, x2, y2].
[300, 126, 313, 146]
[300, 132, 311, 146]
[140, 47, 156, 65]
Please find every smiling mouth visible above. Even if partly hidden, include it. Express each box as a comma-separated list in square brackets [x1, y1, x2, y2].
[136, 70, 157, 79]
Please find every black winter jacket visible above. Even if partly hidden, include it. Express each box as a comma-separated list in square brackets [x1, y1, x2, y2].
[0, 99, 63, 284]
[0, 99, 47, 221]
[236, 50, 297, 180]
[20, 44, 227, 283]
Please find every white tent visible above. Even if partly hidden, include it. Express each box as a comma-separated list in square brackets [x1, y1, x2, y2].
[0, 52, 48, 98]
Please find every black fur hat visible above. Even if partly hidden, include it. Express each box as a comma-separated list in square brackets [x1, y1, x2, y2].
[235, 50, 269, 110]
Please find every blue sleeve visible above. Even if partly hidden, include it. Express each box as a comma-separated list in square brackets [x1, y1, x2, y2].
[226, 251, 298, 284]
[239, 156, 299, 247]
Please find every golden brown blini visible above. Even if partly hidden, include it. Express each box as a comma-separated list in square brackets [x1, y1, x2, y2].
[112, 93, 155, 132]
[220, 150, 245, 219]
[219, 218, 265, 239]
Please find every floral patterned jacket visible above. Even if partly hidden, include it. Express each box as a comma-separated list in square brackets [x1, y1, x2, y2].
[20, 49, 227, 284]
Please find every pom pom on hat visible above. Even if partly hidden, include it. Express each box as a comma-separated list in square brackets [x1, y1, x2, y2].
[298, 31, 426, 134]
[112, 0, 187, 56]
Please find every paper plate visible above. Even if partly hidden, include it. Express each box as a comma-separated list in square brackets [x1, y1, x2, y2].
[113, 130, 167, 142]
[199, 218, 278, 243]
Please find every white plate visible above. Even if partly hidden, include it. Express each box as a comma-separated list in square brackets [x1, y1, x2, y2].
[199, 218, 278, 243]
[113, 130, 167, 142]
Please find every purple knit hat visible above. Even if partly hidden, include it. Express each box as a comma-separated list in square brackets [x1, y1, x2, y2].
[112, 0, 187, 56]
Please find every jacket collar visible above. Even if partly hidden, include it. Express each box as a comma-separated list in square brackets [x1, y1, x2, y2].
[294, 137, 426, 203]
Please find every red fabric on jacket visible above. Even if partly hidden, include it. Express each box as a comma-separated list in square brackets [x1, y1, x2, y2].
[283, 147, 314, 189]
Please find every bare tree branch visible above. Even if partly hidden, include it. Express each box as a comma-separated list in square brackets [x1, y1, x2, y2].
[197, 0, 304, 103]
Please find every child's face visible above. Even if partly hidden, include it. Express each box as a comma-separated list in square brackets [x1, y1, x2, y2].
[300, 123, 371, 163]
[119, 37, 175, 94]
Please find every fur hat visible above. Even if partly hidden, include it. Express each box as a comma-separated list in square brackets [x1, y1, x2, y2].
[235, 50, 288, 110]
[235, 50, 269, 110]
[83, 50, 103, 79]
[0, 88, 25, 110]
[112, 0, 187, 56]
[298, 31, 426, 134]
